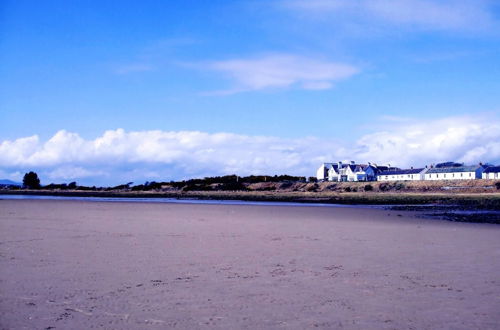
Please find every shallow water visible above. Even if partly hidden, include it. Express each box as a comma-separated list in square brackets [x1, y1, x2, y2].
[0, 194, 382, 209]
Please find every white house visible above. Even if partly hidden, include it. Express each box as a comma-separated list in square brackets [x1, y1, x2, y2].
[325, 161, 393, 182]
[482, 166, 500, 179]
[321, 161, 356, 182]
[316, 163, 334, 181]
[344, 164, 359, 182]
[327, 164, 340, 181]
[424, 165, 486, 180]
[377, 168, 428, 181]
[334, 161, 361, 182]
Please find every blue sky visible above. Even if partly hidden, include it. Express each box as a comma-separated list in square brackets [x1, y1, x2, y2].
[1, 0, 500, 185]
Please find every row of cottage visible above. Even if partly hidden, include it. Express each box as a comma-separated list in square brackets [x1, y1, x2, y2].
[316, 161, 500, 182]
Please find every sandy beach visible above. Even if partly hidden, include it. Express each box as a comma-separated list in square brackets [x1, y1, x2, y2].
[0, 199, 499, 329]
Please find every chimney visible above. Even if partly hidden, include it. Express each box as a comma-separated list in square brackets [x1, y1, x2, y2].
[351, 161, 355, 165]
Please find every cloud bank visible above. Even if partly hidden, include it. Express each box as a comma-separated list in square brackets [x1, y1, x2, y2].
[1, 116, 499, 185]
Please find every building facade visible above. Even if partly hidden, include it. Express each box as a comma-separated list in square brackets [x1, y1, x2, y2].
[482, 166, 500, 179]
[377, 168, 427, 181]
[424, 165, 486, 180]
[317, 161, 496, 182]
[316, 163, 334, 181]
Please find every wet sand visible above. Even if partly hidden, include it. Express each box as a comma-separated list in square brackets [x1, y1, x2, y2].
[0, 200, 499, 329]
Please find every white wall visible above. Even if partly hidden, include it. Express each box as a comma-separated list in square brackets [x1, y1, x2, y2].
[316, 165, 327, 181]
[483, 172, 499, 179]
[377, 173, 423, 181]
[424, 172, 476, 180]
[327, 170, 338, 181]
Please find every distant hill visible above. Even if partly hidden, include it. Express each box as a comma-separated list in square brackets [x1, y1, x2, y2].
[0, 179, 22, 186]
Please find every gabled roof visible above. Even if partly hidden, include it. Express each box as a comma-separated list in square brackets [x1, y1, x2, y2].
[378, 168, 425, 176]
[347, 164, 357, 172]
[484, 166, 500, 173]
[327, 164, 339, 171]
[354, 165, 364, 172]
[426, 165, 481, 174]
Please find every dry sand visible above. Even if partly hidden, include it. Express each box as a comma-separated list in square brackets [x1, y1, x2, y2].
[0, 200, 499, 329]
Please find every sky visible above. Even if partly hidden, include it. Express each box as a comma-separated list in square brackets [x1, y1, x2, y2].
[1, 0, 500, 185]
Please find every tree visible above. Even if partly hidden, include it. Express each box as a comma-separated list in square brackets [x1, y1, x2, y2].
[23, 171, 41, 189]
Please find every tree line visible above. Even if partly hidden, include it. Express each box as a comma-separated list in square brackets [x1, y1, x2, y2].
[15, 171, 308, 191]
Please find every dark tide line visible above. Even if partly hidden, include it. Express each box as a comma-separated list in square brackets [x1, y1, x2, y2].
[0, 194, 387, 209]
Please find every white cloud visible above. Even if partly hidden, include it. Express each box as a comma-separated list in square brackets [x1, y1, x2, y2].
[1, 115, 499, 185]
[284, 0, 495, 32]
[47, 166, 106, 181]
[354, 116, 500, 166]
[204, 54, 359, 94]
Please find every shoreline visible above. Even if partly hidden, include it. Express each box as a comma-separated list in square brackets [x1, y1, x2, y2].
[2, 190, 500, 224]
[2, 189, 500, 209]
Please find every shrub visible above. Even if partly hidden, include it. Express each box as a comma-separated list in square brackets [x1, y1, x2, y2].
[326, 183, 337, 190]
[278, 181, 294, 189]
[495, 181, 500, 190]
[379, 183, 390, 191]
[219, 181, 247, 191]
[395, 183, 405, 191]
[344, 186, 351, 192]
[364, 184, 373, 191]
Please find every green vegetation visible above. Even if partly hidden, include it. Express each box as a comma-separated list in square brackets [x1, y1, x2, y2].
[22, 171, 40, 189]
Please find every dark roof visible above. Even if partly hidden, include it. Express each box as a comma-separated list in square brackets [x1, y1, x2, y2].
[484, 166, 500, 173]
[327, 164, 339, 171]
[435, 162, 463, 168]
[426, 165, 480, 174]
[374, 166, 400, 171]
[354, 165, 368, 172]
[346, 164, 357, 171]
[378, 168, 425, 176]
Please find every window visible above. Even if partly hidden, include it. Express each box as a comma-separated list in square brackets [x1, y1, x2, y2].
[444, 174, 446, 178]
[461, 173, 463, 177]
[469, 173, 472, 177]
